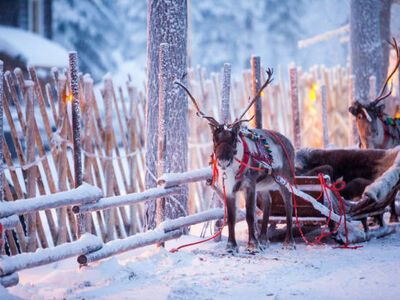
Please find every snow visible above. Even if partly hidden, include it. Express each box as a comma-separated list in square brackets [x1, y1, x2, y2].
[3, 220, 400, 299]
[0, 183, 102, 218]
[0, 26, 68, 68]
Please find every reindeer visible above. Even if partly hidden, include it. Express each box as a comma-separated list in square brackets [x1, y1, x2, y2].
[348, 38, 400, 222]
[176, 69, 296, 253]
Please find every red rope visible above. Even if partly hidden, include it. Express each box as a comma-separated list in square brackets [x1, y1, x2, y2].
[0, 222, 3, 248]
[169, 178, 227, 253]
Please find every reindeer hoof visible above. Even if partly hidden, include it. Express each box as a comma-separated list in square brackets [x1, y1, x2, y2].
[283, 241, 296, 250]
[226, 241, 238, 253]
[246, 239, 262, 254]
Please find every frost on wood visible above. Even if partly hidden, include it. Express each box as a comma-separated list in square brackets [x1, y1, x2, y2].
[0, 233, 102, 276]
[250, 56, 261, 129]
[145, 0, 188, 230]
[78, 228, 182, 264]
[220, 63, 231, 124]
[350, 0, 382, 103]
[161, 208, 224, 232]
[74, 186, 182, 213]
[69, 51, 83, 187]
[158, 167, 213, 188]
[0, 183, 102, 218]
[0, 215, 19, 230]
[321, 85, 329, 148]
[289, 67, 301, 149]
[0, 272, 19, 288]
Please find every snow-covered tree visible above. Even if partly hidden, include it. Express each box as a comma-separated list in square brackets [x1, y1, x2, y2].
[53, 0, 122, 81]
[350, 0, 383, 103]
[144, 0, 188, 230]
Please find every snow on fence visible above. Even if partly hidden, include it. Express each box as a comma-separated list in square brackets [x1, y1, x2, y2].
[0, 183, 102, 218]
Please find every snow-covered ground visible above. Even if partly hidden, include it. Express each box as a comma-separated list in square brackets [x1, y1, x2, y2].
[3, 220, 400, 300]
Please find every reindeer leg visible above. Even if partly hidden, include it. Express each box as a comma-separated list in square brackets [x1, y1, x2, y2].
[258, 191, 271, 250]
[389, 192, 399, 223]
[280, 187, 295, 249]
[244, 184, 259, 253]
[226, 195, 238, 252]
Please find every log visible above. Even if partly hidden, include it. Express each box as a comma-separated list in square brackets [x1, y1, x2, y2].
[0, 215, 19, 230]
[275, 175, 366, 243]
[157, 167, 213, 188]
[0, 272, 19, 288]
[73, 186, 182, 214]
[162, 208, 224, 232]
[77, 229, 182, 265]
[0, 183, 102, 218]
[0, 233, 102, 276]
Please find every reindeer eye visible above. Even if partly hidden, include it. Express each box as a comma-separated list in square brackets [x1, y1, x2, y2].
[357, 114, 363, 120]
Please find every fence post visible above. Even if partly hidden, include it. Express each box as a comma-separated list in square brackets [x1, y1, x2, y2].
[250, 56, 262, 129]
[220, 63, 231, 124]
[69, 51, 85, 237]
[289, 66, 301, 149]
[25, 81, 38, 252]
[321, 85, 329, 148]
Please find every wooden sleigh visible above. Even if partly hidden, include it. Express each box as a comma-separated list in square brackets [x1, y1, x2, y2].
[265, 148, 400, 244]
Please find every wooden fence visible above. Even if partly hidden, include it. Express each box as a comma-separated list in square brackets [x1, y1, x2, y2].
[3, 55, 399, 256]
[2, 47, 399, 287]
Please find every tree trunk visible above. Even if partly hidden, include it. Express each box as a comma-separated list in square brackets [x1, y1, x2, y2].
[350, 0, 383, 104]
[145, 0, 188, 230]
[380, 0, 392, 92]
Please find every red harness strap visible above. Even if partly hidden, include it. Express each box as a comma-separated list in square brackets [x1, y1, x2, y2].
[235, 135, 250, 179]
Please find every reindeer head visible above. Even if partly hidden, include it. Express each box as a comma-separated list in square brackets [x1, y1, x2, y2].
[348, 38, 400, 148]
[175, 68, 273, 169]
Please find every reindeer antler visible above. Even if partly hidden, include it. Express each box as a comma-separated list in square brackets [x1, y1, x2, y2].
[237, 68, 274, 121]
[174, 80, 220, 126]
[228, 115, 255, 128]
[374, 38, 400, 104]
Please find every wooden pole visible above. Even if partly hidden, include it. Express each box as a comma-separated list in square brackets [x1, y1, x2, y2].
[289, 66, 301, 149]
[25, 81, 38, 252]
[220, 63, 231, 124]
[321, 85, 329, 148]
[69, 51, 85, 237]
[250, 56, 262, 128]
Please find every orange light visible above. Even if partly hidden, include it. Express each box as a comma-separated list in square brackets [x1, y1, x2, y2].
[66, 94, 73, 102]
[261, 91, 264, 97]
[308, 84, 318, 116]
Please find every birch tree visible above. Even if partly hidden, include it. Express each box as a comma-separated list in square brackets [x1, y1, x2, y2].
[145, 0, 188, 230]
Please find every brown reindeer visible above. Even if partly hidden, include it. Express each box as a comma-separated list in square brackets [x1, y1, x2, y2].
[348, 38, 400, 149]
[176, 69, 296, 253]
[347, 38, 400, 222]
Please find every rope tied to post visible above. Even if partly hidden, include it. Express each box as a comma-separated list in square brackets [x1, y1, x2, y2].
[170, 172, 227, 253]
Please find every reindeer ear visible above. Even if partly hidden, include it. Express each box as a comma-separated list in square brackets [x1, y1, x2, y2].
[348, 105, 358, 116]
[376, 103, 385, 114]
[231, 123, 241, 135]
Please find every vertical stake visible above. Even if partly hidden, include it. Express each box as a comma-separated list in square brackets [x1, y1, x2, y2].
[69, 51, 85, 237]
[289, 66, 301, 149]
[220, 63, 231, 124]
[321, 85, 329, 148]
[250, 56, 262, 128]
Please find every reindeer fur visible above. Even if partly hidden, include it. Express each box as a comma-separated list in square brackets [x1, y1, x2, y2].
[295, 148, 399, 221]
[214, 126, 295, 252]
